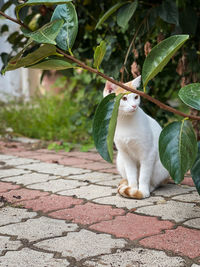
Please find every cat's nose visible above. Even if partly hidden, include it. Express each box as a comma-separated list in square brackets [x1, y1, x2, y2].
[132, 105, 136, 109]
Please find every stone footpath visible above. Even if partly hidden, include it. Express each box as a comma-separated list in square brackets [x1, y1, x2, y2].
[0, 140, 200, 267]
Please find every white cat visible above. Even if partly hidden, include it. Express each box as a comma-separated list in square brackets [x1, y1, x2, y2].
[103, 76, 169, 199]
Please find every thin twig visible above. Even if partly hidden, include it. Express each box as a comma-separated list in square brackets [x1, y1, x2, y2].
[121, 9, 152, 82]
[1, 10, 200, 121]
[56, 47, 200, 121]
[0, 10, 29, 29]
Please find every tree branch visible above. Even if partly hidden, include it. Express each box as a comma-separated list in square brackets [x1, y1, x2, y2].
[56, 47, 200, 121]
[1, 10, 200, 121]
[0, 10, 29, 29]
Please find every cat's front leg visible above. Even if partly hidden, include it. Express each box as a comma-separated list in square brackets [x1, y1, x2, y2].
[117, 152, 139, 198]
[138, 158, 155, 198]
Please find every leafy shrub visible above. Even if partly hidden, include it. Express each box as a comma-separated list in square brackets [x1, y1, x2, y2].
[0, 0, 200, 194]
[0, 70, 102, 146]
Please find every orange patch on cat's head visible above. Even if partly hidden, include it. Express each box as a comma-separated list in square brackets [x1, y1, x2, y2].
[115, 81, 137, 95]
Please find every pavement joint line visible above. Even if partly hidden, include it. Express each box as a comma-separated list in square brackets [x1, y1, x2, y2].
[0, 147, 199, 264]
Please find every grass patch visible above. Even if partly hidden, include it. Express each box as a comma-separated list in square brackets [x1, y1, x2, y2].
[0, 71, 103, 150]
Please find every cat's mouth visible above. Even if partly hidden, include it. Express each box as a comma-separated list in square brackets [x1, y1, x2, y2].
[131, 107, 137, 112]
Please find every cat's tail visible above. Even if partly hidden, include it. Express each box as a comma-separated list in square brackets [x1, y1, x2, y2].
[118, 179, 144, 199]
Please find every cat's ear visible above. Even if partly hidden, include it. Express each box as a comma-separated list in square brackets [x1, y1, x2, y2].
[131, 75, 141, 89]
[103, 79, 117, 97]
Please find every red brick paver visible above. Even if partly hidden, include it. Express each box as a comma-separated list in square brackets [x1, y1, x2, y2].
[49, 202, 125, 224]
[0, 182, 20, 193]
[0, 139, 198, 264]
[90, 213, 174, 240]
[18, 194, 83, 212]
[58, 157, 94, 166]
[140, 226, 200, 258]
[1, 188, 49, 203]
[76, 162, 113, 171]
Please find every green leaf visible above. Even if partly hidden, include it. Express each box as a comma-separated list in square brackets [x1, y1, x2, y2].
[93, 40, 106, 70]
[51, 3, 78, 51]
[158, 0, 179, 26]
[191, 142, 200, 195]
[178, 83, 200, 111]
[16, 0, 72, 20]
[4, 44, 58, 72]
[27, 56, 76, 70]
[93, 93, 123, 163]
[117, 0, 138, 29]
[142, 35, 189, 87]
[1, 24, 9, 34]
[95, 2, 129, 29]
[159, 120, 197, 184]
[0, 0, 12, 12]
[21, 19, 64, 45]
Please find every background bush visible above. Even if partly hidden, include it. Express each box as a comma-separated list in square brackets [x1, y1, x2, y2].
[0, 0, 199, 142]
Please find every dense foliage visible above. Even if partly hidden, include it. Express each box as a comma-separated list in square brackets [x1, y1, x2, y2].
[1, 0, 200, 126]
[0, 0, 200, 193]
[0, 69, 101, 148]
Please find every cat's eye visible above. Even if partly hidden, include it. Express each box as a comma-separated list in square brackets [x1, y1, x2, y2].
[135, 95, 139, 99]
[122, 96, 127, 101]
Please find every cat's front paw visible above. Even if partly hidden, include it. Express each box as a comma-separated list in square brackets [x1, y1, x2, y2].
[139, 189, 150, 198]
[118, 185, 147, 199]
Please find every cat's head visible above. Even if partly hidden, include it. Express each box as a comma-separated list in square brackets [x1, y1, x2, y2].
[103, 76, 141, 115]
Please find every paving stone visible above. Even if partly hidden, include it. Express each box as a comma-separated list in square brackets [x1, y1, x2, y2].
[58, 157, 94, 166]
[28, 153, 65, 163]
[0, 155, 16, 160]
[12, 137, 40, 143]
[0, 216, 78, 241]
[94, 194, 165, 209]
[84, 247, 187, 267]
[2, 172, 59, 185]
[33, 149, 53, 153]
[49, 202, 125, 224]
[0, 248, 69, 266]
[90, 213, 174, 240]
[0, 236, 22, 255]
[4, 157, 39, 166]
[61, 151, 103, 161]
[95, 178, 121, 186]
[153, 184, 195, 197]
[6, 151, 38, 158]
[17, 162, 90, 176]
[0, 207, 37, 226]
[0, 169, 30, 179]
[18, 194, 83, 212]
[172, 191, 200, 203]
[58, 184, 116, 200]
[100, 168, 118, 174]
[60, 151, 105, 162]
[27, 179, 87, 193]
[67, 172, 119, 183]
[183, 218, 200, 229]
[0, 182, 20, 193]
[76, 162, 113, 171]
[35, 229, 126, 260]
[140, 226, 200, 258]
[135, 200, 200, 222]
[181, 177, 195, 187]
[191, 265, 200, 267]
[1, 188, 49, 203]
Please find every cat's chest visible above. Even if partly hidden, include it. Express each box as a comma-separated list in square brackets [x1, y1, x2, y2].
[114, 115, 152, 149]
[115, 130, 143, 148]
